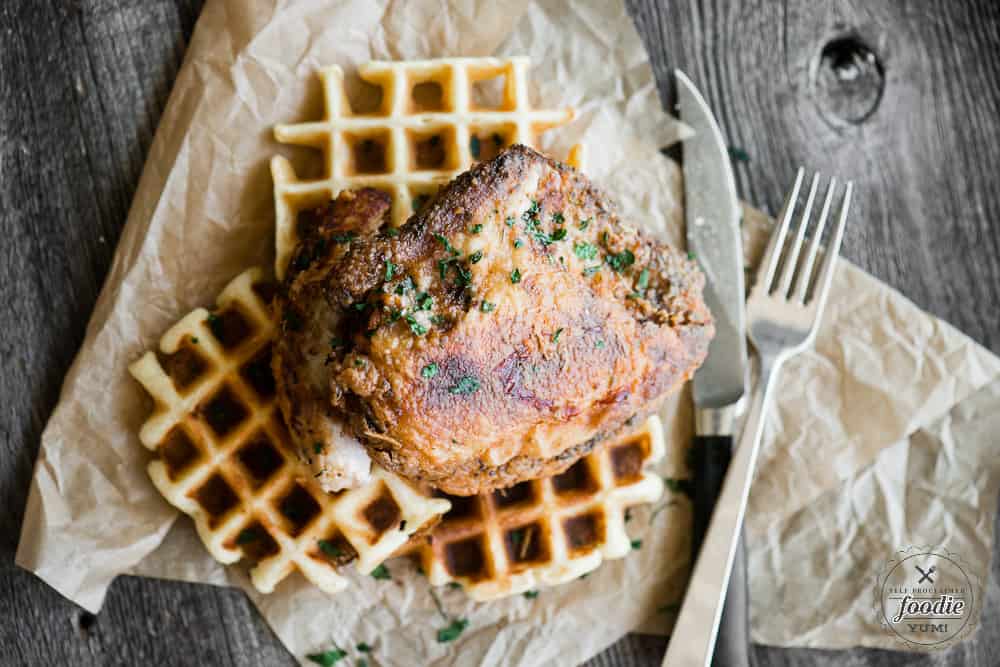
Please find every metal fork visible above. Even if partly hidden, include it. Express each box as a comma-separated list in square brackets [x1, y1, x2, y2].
[662, 169, 853, 666]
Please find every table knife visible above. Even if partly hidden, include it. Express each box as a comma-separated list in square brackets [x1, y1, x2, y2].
[670, 70, 750, 667]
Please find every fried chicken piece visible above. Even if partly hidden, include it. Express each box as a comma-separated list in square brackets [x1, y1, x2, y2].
[273, 145, 713, 495]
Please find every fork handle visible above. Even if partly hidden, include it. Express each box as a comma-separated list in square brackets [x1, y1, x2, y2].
[663, 355, 779, 667]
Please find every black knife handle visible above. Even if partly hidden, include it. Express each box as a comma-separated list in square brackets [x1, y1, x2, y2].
[690, 435, 752, 667]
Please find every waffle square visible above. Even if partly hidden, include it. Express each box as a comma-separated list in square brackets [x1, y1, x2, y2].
[271, 56, 582, 278]
[404, 417, 666, 601]
[129, 267, 450, 594]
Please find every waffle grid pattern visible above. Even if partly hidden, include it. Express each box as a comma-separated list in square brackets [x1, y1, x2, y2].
[271, 56, 579, 278]
[407, 417, 666, 601]
[129, 268, 449, 594]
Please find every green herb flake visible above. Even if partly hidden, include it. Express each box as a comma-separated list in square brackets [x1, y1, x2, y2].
[523, 590, 539, 599]
[551, 328, 564, 343]
[631, 539, 642, 550]
[505, 216, 515, 227]
[430, 314, 447, 325]
[384, 227, 400, 238]
[384, 260, 397, 281]
[370, 564, 391, 580]
[356, 643, 372, 653]
[513, 238, 524, 249]
[448, 582, 462, 590]
[394, 276, 414, 295]
[637, 268, 650, 290]
[413, 194, 429, 211]
[605, 249, 636, 273]
[469, 223, 483, 234]
[314, 442, 324, 455]
[191, 337, 199, 344]
[318, 539, 342, 559]
[573, 241, 598, 261]
[510, 268, 522, 284]
[492, 132, 504, 147]
[436, 618, 469, 643]
[728, 145, 750, 163]
[687, 250, 697, 260]
[306, 648, 348, 666]
[352, 302, 369, 312]
[422, 363, 439, 379]
[357, 660, 368, 667]
[405, 315, 428, 336]
[416, 292, 434, 311]
[448, 376, 481, 395]
[354, 358, 365, 368]
[664, 477, 695, 499]
[480, 300, 496, 313]
[470, 135, 481, 159]
[582, 265, 601, 277]
[578, 217, 592, 231]
[595, 339, 605, 349]
[434, 233, 460, 256]
[331, 232, 357, 244]
[551, 212, 565, 224]
[236, 529, 257, 545]
[330, 337, 345, 349]
[551, 228, 567, 241]
[468, 250, 483, 264]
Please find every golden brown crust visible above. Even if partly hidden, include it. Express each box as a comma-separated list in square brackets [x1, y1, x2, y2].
[273, 145, 713, 496]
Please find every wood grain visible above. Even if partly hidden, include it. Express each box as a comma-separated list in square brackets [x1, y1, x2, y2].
[2, 0, 999, 665]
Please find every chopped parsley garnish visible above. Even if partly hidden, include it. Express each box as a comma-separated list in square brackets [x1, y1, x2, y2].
[437, 258, 451, 280]
[384, 227, 399, 238]
[637, 268, 650, 290]
[469, 135, 481, 159]
[513, 238, 524, 249]
[352, 302, 369, 312]
[434, 234, 460, 256]
[206, 312, 223, 336]
[551, 228, 567, 241]
[595, 339, 605, 349]
[687, 250, 697, 260]
[469, 223, 483, 234]
[728, 146, 750, 163]
[551, 328, 564, 343]
[413, 194, 429, 211]
[405, 315, 428, 336]
[318, 539, 342, 559]
[415, 292, 434, 311]
[551, 212, 565, 224]
[354, 358, 365, 367]
[505, 216, 515, 227]
[306, 647, 347, 666]
[605, 249, 636, 272]
[370, 564, 391, 580]
[394, 276, 414, 295]
[356, 643, 372, 653]
[331, 232, 356, 244]
[523, 199, 540, 221]
[330, 337, 345, 349]
[430, 314, 447, 325]
[314, 442, 324, 454]
[573, 241, 598, 261]
[582, 265, 601, 277]
[448, 376, 481, 395]
[664, 477, 695, 499]
[492, 132, 504, 146]
[236, 529, 257, 545]
[436, 618, 469, 643]
[523, 590, 539, 599]
[191, 337, 199, 344]
[578, 217, 592, 231]
[453, 263, 473, 286]
[468, 250, 483, 264]
[631, 539, 642, 550]
[510, 268, 522, 284]
[388, 308, 403, 323]
[480, 300, 496, 313]
[384, 260, 397, 281]
[358, 660, 368, 667]
[422, 363, 439, 379]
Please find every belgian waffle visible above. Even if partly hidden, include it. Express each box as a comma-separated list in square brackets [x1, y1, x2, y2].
[403, 417, 666, 601]
[271, 56, 582, 278]
[129, 268, 450, 594]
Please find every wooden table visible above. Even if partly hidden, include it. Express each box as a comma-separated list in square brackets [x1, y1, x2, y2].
[2, 1, 998, 664]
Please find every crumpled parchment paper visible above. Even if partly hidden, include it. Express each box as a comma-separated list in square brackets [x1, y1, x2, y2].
[15, 0, 1000, 664]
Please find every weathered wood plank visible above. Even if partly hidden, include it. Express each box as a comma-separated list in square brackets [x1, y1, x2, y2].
[2, 1, 998, 665]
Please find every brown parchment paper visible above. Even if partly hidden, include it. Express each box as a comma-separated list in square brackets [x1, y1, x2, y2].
[16, 0, 1000, 664]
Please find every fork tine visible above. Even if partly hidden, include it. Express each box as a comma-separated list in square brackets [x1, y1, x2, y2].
[777, 173, 820, 297]
[793, 177, 837, 303]
[756, 168, 804, 293]
[810, 182, 853, 311]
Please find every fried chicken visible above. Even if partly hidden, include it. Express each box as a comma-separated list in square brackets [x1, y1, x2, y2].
[273, 145, 713, 495]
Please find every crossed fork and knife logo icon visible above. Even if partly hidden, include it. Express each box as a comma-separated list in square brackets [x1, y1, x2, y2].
[915, 564, 936, 584]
